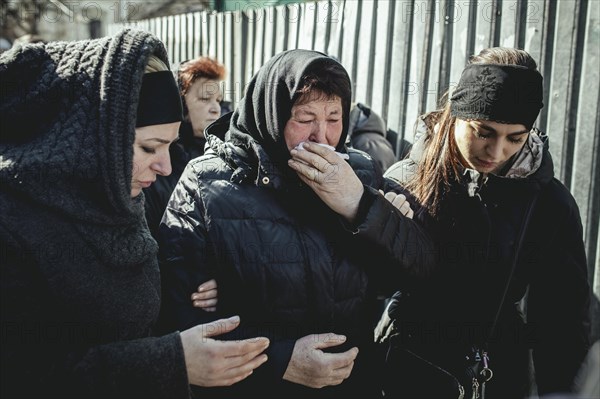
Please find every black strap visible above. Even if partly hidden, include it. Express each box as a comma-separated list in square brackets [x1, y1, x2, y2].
[486, 193, 539, 347]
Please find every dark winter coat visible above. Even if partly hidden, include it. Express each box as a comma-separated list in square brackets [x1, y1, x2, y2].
[347, 103, 397, 173]
[0, 30, 190, 398]
[384, 130, 591, 398]
[158, 50, 436, 398]
[144, 121, 206, 239]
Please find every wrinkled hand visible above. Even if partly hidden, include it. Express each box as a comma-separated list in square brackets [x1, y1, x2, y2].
[283, 333, 358, 388]
[191, 279, 218, 311]
[288, 142, 364, 222]
[180, 316, 269, 387]
[379, 190, 414, 219]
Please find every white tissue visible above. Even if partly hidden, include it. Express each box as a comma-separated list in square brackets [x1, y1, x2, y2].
[295, 142, 350, 160]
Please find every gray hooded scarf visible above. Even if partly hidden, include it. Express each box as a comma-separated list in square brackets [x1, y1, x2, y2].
[0, 30, 190, 398]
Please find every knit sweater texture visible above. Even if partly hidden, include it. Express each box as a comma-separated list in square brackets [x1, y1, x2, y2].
[0, 29, 190, 398]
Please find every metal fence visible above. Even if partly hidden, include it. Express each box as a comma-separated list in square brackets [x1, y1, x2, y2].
[109, 0, 600, 326]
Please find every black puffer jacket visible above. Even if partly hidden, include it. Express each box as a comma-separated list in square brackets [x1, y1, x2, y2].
[158, 50, 435, 398]
[384, 130, 591, 398]
[144, 121, 206, 239]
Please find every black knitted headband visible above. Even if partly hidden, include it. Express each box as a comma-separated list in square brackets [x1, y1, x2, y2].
[450, 64, 543, 129]
[136, 71, 184, 128]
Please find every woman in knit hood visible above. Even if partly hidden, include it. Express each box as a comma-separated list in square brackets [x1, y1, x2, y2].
[0, 29, 269, 398]
[158, 49, 435, 398]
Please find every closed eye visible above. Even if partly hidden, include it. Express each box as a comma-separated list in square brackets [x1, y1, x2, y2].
[508, 135, 526, 144]
[475, 130, 492, 139]
[141, 146, 156, 154]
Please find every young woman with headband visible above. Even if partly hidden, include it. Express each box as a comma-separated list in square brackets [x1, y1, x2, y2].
[381, 47, 591, 398]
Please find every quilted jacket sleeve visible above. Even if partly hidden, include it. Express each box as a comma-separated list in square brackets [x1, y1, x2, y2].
[340, 180, 437, 295]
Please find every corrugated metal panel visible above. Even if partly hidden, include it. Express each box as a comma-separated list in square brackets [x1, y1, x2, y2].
[274, 6, 288, 54]
[354, 0, 375, 106]
[370, 0, 393, 121]
[111, 0, 600, 328]
[253, 9, 266, 72]
[325, 1, 343, 57]
[287, 4, 301, 51]
[263, 7, 276, 63]
[387, 1, 414, 144]
[242, 10, 255, 89]
[339, 1, 360, 93]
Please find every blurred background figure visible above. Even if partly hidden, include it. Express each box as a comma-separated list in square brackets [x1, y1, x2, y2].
[144, 56, 226, 238]
[12, 33, 46, 46]
[0, 38, 12, 54]
[347, 102, 397, 174]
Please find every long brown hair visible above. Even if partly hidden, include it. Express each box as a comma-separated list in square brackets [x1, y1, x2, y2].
[404, 48, 539, 217]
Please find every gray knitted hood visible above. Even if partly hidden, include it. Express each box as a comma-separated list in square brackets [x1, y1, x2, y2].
[0, 29, 171, 268]
[0, 29, 170, 223]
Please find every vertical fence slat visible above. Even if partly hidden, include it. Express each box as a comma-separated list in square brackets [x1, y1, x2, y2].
[596, 232, 600, 315]
[405, 0, 429, 140]
[339, 0, 359, 90]
[243, 10, 256, 85]
[217, 13, 225, 66]
[325, 1, 343, 58]
[449, 0, 470, 90]
[546, 0, 579, 180]
[425, 1, 444, 112]
[186, 13, 194, 61]
[436, 0, 454, 100]
[200, 11, 209, 56]
[387, 0, 414, 139]
[287, 3, 301, 50]
[473, 1, 495, 55]
[370, 0, 393, 119]
[173, 15, 181, 64]
[499, 0, 518, 47]
[253, 9, 265, 72]
[353, 0, 375, 105]
[208, 12, 217, 58]
[298, 2, 316, 50]
[232, 9, 244, 108]
[537, 0, 556, 134]
[313, 1, 330, 53]
[274, 5, 287, 53]
[167, 15, 176, 64]
[223, 12, 233, 105]
[148, 18, 155, 39]
[573, 0, 600, 286]
[524, 0, 545, 63]
[263, 6, 275, 63]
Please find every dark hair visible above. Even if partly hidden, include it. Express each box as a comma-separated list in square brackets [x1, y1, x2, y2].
[294, 61, 352, 114]
[178, 57, 226, 95]
[405, 47, 539, 217]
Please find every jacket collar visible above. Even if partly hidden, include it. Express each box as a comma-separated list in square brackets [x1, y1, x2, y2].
[205, 113, 293, 190]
